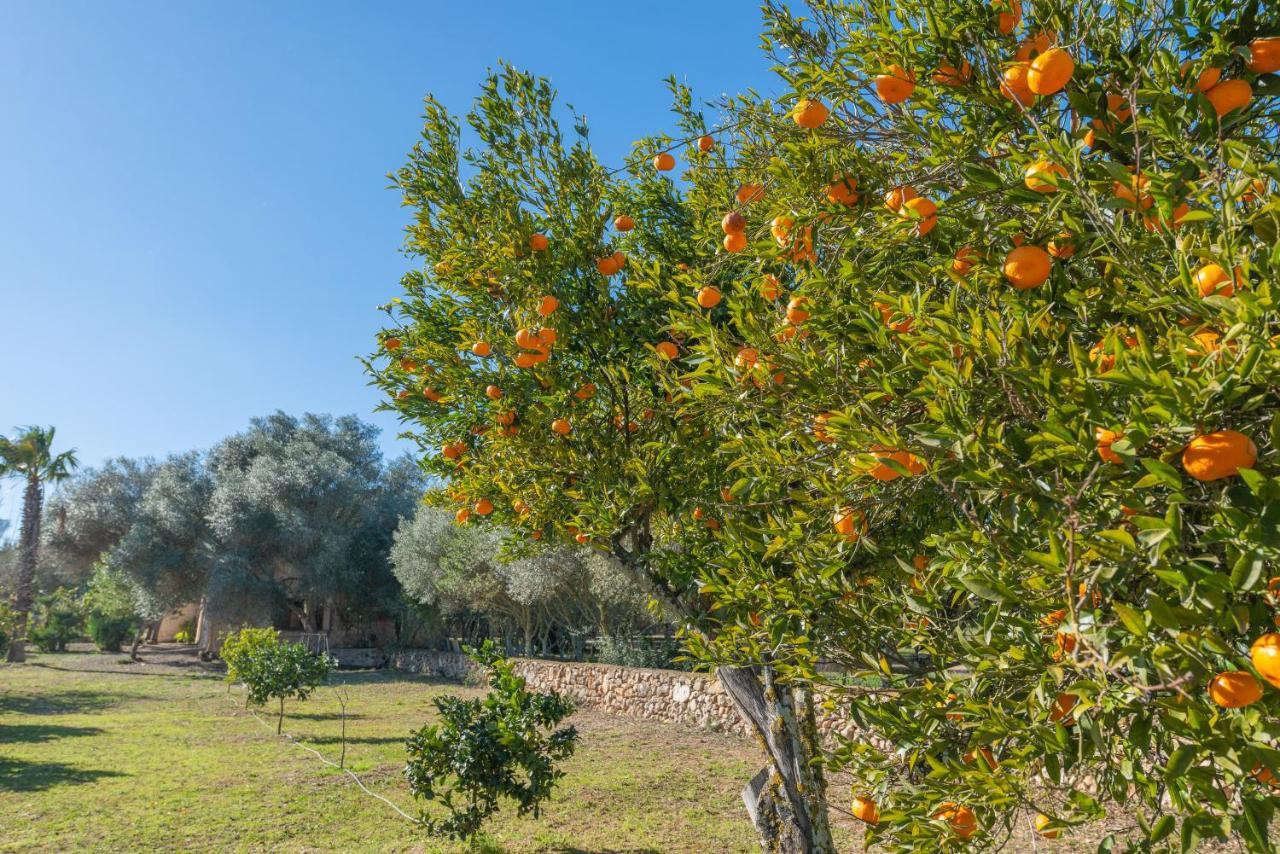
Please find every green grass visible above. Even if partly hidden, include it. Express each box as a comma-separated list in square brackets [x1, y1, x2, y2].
[0, 649, 785, 853]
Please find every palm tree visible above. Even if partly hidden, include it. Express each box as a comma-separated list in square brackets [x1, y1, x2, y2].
[1, 427, 77, 662]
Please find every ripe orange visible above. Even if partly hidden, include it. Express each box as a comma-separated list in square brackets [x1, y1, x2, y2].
[1028, 48, 1073, 95]
[875, 65, 916, 104]
[723, 231, 748, 253]
[786, 296, 810, 324]
[1024, 159, 1067, 193]
[736, 183, 765, 205]
[1035, 814, 1061, 839]
[1209, 671, 1263, 708]
[514, 328, 537, 349]
[1047, 232, 1076, 258]
[932, 59, 972, 87]
[473, 498, 494, 516]
[575, 383, 596, 400]
[1179, 60, 1222, 93]
[455, 507, 471, 524]
[1014, 30, 1054, 62]
[596, 255, 620, 276]
[1049, 692, 1078, 723]
[551, 418, 571, 436]
[1000, 63, 1035, 106]
[722, 211, 746, 234]
[1247, 37, 1280, 74]
[529, 233, 549, 252]
[1095, 427, 1123, 464]
[537, 295, 560, 316]
[869, 447, 926, 481]
[1003, 245, 1052, 289]
[697, 286, 723, 309]
[884, 185, 919, 212]
[485, 384, 502, 400]
[383, 337, 402, 351]
[470, 340, 492, 357]
[901, 196, 937, 235]
[1182, 430, 1257, 481]
[994, 0, 1021, 34]
[934, 803, 977, 838]
[655, 341, 679, 360]
[513, 352, 538, 369]
[614, 215, 635, 232]
[653, 152, 675, 171]
[1111, 173, 1153, 210]
[441, 442, 464, 460]
[793, 98, 829, 128]
[952, 245, 979, 274]
[612, 250, 626, 270]
[537, 327, 557, 347]
[734, 347, 759, 370]
[1193, 263, 1235, 298]
[1250, 633, 1280, 689]
[851, 795, 880, 825]
[826, 175, 859, 206]
[1205, 78, 1252, 118]
[423, 387, 443, 402]
[697, 134, 714, 152]
[760, 274, 782, 300]
[833, 507, 866, 541]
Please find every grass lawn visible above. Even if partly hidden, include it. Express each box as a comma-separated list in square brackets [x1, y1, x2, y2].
[0, 647, 798, 853]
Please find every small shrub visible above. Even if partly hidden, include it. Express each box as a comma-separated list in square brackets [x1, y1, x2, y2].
[172, 629, 192, 644]
[405, 640, 578, 841]
[86, 613, 137, 653]
[596, 634, 686, 671]
[220, 627, 280, 689]
[229, 631, 334, 733]
[29, 589, 83, 653]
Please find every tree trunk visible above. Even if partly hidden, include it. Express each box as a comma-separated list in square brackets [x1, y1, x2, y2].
[717, 665, 835, 854]
[7, 473, 44, 663]
[129, 623, 148, 662]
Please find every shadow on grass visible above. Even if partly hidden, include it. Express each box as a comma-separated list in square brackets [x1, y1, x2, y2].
[0, 689, 126, 716]
[547, 848, 663, 854]
[0, 723, 105, 743]
[284, 711, 368, 722]
[301, 734, 406, 746]
[0, 756, 125, 792]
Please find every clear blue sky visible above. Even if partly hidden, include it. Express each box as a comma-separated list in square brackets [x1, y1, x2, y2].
[0, 1, 776, 534]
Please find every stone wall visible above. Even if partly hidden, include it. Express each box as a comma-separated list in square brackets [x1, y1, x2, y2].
[390, 650, 860, 741]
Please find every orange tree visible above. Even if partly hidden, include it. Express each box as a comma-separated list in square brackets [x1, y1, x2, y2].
[368, 66, 834, 849]
[651, 0, 1280, 851]
[373, 2, 1280, 849]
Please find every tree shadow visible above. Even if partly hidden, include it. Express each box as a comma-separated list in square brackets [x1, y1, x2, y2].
[548, 849, 664, 854]
[0, 756, 125, 792]
[284, 711, 367, 722]
[0, 689, 125, 716]
[0, 723, 104, 744]
[300, 734, 405, 746]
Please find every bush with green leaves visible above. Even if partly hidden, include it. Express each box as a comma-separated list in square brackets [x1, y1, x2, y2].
[219, 626, 281, 688]
[82, 564, 140, 652]
[404, 640, 578, 841]
[239, 637, 334, 734]
[28, 588, 83, 653]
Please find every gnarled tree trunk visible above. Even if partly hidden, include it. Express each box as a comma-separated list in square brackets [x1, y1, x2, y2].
[719, 665, 835, 854]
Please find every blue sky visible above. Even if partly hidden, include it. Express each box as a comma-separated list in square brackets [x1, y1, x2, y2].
[0, 2, 776, 535]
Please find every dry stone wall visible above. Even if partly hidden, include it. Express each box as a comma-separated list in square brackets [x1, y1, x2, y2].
[390, 651, 859, 741]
